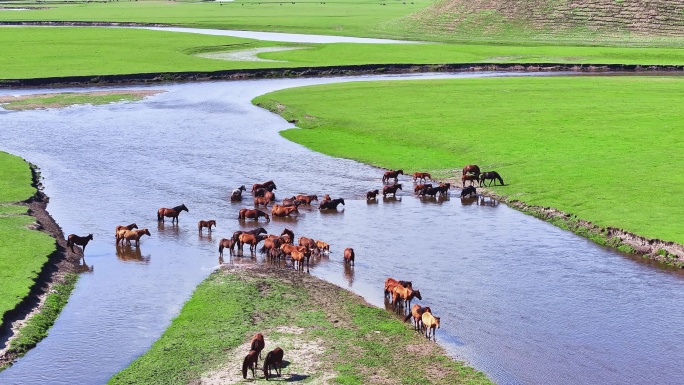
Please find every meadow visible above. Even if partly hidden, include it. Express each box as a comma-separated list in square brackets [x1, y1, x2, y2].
[253, 75, 684, 244]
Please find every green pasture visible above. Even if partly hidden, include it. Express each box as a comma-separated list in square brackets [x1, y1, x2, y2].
[253, 76, 684, 244]
[0, 152, 55, 329]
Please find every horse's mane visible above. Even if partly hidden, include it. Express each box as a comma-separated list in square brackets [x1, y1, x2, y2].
[172, 204, 186, 211]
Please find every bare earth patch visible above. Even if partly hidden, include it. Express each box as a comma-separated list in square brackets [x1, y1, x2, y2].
[0, 90, 164, 111]
[197, 47, 307, 62]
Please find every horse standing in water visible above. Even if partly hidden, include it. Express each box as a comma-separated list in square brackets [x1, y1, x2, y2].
[115, 223, 137, 236]
[238, 208, 270, 222]
[412, 172, 431, 182]
[231, 185, 246, 201]
[461, 185, 477, 198]
[252, 180, 276, 193]
[382, 184, 402, 198]
[263, 347, 284, 380]
[479, 171, 505, 186]
[344, 247, 355, 266]
[366, 189, 380, 200]
[319, 198, 345, 210]
[157, 204, 188, 224]
[382, 169, 404, 183]
[67, 233, 93, 255]
[197, 220, 216, 233]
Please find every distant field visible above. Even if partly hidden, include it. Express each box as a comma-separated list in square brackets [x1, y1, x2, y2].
[254, 76, 684, 244]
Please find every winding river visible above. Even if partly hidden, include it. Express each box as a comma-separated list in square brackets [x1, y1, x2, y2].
[1, 73, 683, 385]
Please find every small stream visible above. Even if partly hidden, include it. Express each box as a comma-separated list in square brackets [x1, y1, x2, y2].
[0, 73, 683, 385]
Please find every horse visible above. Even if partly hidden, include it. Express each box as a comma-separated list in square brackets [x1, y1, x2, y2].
[344, 247, 355, 266]
[291, 248, 310, 270]
[272, 204, 298, 217]
[382, 184, 402, 198]
[392, 286, 422, 313]
[414, 183, 432, 193]
[117, 228, 151, 247]
[242, 350, 260, 379]
[298, 236, 319, 255]
[197, 220, 216, 233]
[67, 233, 93, 254]
[238, 208, 270, 222]
[252, 180, 276, 193]
[259, 237, 282, 255]
[384, 278, 412, 301]
[479, 171, 504, 186]
[281, 228, 294, 244]
[422, 311, 441, 341]
[322, 194, 331, 201]
[366, 189, 379, 200]
[316, 240, 330, 253]
[218, 238, 237, 258]
[239, 233, 267, 253]
[437, 183, 451, 196]
[263, 347, 284, 380]
[418, 186, 440, 198]
[282, 196, 299, 207]
[115, 223, 138, 237]
[251, 333, 266, 359]
[462, 164, 480, 177]
[231, 185, 246, 201]
[404, 304, 431, 331]
[157, 204, 188, 224]
[264, 191, 276, 202]
[295, 194, 318, 205]
[412, 172, 431, 182]
[232, 227, 268, 244]
[461, 185, 477, 198]
[254, 196, 272, 208]
[461, 174, 479, 187]
[319, 198, 345, 210]
[382, 169, 404, 183]
[280, 243, 307, 256]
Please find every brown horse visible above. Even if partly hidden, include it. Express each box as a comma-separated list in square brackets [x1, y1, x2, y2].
[281, 228, 294, 244]
[437, 182, 451, 196]
[238, 208, 270, 222]
[282, 196, 300, 207]
[422, 311, 441, 341]
[382, 183, 402, 198]
[115, 223, 138, 238]
[414, 183, 432, 193]
[232, 227, 268, 244]
[198, 220, 216, 233]
[384, 278, 412, 301]
[382, 169, 404, 183]
[412, 172, 432, 182]
[291, 248, 310, 270]
[479, 171, 504, 186]
[280, 243, 307, 256]
[251, 333, 266, 359]
[298, 236, 319, 254]
[263, 347, 284, 380]
[404, 304, 432, 331]
[259, 237, 282, 255]
[366, 189, 379, 200]
[254, 196, 271, 208]
[392, 286, 422, 312]
[67, 233, 93, 254]
[157, 204, 188, 224]
[316, 240, 330, 253]
[252, 180, 276, 193]
[295, 194, 318, 205]
[231, 185, 246, 201]
[319, 198, 345, 210]
[344, 247, 355, 266]
[462, 164, 480, 177]
[322, 194, 331, 201]
[461, 174, 479, 187]
[242, 350, 260, 379]
[218, 238, 237, 258]
[239, 233, 267, 253]
[272, 204, 298, 217]
[117, 228, 151, 247]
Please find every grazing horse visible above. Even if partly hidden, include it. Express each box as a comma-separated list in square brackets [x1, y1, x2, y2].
[218, 238, 237, 258]
[461, 174, 479, 187]
[404, 304, 432, 331]
[254, 196, 272, 208]
[252, 180, 276, 193]
[479, 171, 504, 186]
[315, 240, 330, 253]
[382, 183, 402, 198]
[412, 172, 431, 182]
[281, 228, 294, 244]
[242, 350, 260, 379]
[462, 164, 480, 177]
[272, 204, 298, 217]
[67, 233, 93, 254]
[231, 185, 246, 201]
[461, 186, 477, 198]
[239, 233, 267, 253]
[115, 223, 138, 237]
[251, 333, 266, 359]
[238, 208, 270, 222]
[414, 183, 432, 193]
[117, 228, 151, 247]
[295, 194, 318, 205]
[263, 347, 284, 380]
[366, 189, 379, 200]
[344, 247, 355, 266]
[197, 220, 216, 233]
[422, 311, 441, 341]
[382, 169, 404, 183]
[157, 204, 188, 224]
[319, 198, 345, 210]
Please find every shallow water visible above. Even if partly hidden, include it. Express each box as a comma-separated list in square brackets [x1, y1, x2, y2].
[0, 73, 683, 385]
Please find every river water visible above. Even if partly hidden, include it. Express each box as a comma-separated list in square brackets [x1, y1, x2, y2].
[1, 73, 683, 385]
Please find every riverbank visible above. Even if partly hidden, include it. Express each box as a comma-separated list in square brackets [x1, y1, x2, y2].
[109, 265, 492, 384]
[0, 156, 82, 369]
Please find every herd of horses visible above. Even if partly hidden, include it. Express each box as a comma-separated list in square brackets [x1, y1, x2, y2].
[384, 277, 441, 341]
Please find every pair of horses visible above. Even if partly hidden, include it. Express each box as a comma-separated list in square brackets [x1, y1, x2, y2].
[384, 277, 422, 313]
[116, 228, 151, 246]
[219, 227, 268, 257]
[157, 204, 188, 224]
[417, 182, 450, 198]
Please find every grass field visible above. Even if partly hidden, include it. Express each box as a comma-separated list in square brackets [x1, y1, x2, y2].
[253, 76, 684, 244]
[0, 152, 55, 328]
[109, 268, 491, 384]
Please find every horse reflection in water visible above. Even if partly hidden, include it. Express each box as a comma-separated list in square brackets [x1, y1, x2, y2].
[116, 244, 151, 263]
[343, 261, 354, 287]
[478, 196, 499, 207]
[75, 257, 95, 274]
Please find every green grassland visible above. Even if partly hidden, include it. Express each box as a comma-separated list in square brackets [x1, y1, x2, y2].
[253, 76, 684, 244]
[109, 268, 491, 384]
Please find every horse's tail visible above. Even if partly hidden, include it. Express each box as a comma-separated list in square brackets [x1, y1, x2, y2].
[242, 355, 249, 379]
[403, 313, 413, 323]
[259, 244, 267, 254]
[157, 210, 162, 221]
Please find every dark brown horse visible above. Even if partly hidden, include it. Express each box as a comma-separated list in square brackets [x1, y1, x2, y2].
[382, 169, 404, 183]
[382, 183, 402, 198]
[252, 180, 276, 193]
[218, 238, 237, 258]
[344, 247, 355, 266]
[271, 204, 298, 217]
[418, 186, 440, 198]
[479, 171, 504, 186]
[414, 183, 432, 193]
[263, 347, 284, 380]
[157, 204, 188, 224]
[238, 208, 270, 222]
[67, 233, 93, 254]
[319, 198, 345, 210]
[461, 185, 477, 198]
[251, 332, 266, 359]
[461, 174, 479, 187]
[295, 194, 318, 205]
[462, 164, 480, 177]
[198, 220, 216, 233]
[231, 185, 246, 201]
[366, 189, 379, 200]
[412, 172, 431, 182]
[242, 350, 260, 379]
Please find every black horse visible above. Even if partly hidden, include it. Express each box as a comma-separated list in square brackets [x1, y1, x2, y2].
[479, 171, 504, 186]
[319, 198, 345, 210]
[460, 185, 477, 198]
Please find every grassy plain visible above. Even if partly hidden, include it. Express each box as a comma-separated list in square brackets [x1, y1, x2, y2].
[253, 76, 684, 244]
[109, 267, 491, 384]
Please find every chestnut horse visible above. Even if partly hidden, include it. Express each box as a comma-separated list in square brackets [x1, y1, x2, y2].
[263, 347, 284, 380]
[282, 196, 299, 207]
[384, 278, 412, 302]
[479, 171, 504, 186]
[392, 286, 422, 313]
[218, 238, 237, 258]
[291, 248, 310, 270]
[251, 333, 266, 359]
[115, 223, 138, 237]
[259, 237, 282, 255]
[295, 194, 318, 205]
[366, 189, 379, 200]
[461, 174, 479, 187]
[461, 186, 477, 198]
[231, 185, 246, 201]
[239, 233, 267, 253]
[198, 220, 216, 233]
[422, 311, 441, 341]
[344, 247, 355, 266]
[382, 169, 404, 183]
[157, 204, 188, 224]
[298, 236, 319, 254]
[67, 233, 93, 254]
[319, 198, 345, 210]
[232, 227, 268, 244]
[254, 196, 271, 208]
[414, 183, 432, 193]
[117, 228, 151, 247]
[252, 180, 276, 193]
[272, 204, 298, 217]
[242, 350, 259, 379]
[238, 208, 270, 222]
[315, 240, 330, 253]
[437, 183, 451, 196]
[404, 304, 432, 331]
[412, 172, 431, 182]
[382, 183, 402, 198]
[462, 164, 480, 177]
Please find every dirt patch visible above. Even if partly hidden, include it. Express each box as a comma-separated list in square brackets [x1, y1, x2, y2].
[0, 90, 163, 110]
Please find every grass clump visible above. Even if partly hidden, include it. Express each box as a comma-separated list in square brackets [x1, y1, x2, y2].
[0, 91, 162, 111]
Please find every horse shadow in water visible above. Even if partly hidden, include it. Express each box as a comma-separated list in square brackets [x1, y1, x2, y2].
[75, 258, 94, 274]
[478, 196, 499, 207]
[418, 195, 449, 205]
[198, 232, 213, 242]
[343, 262, 355, 287]
[382, 196, 402, 204]
[460, 196, 478, 206]
[272, 215, 299, 224]
[116, 244, 150, 263]
[157, 221, 181, 240]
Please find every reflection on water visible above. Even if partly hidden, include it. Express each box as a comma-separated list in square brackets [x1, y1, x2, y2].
[1, 75, 684, 385]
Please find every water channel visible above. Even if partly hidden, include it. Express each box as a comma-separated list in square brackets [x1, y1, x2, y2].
[1, 73, 683, 385]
